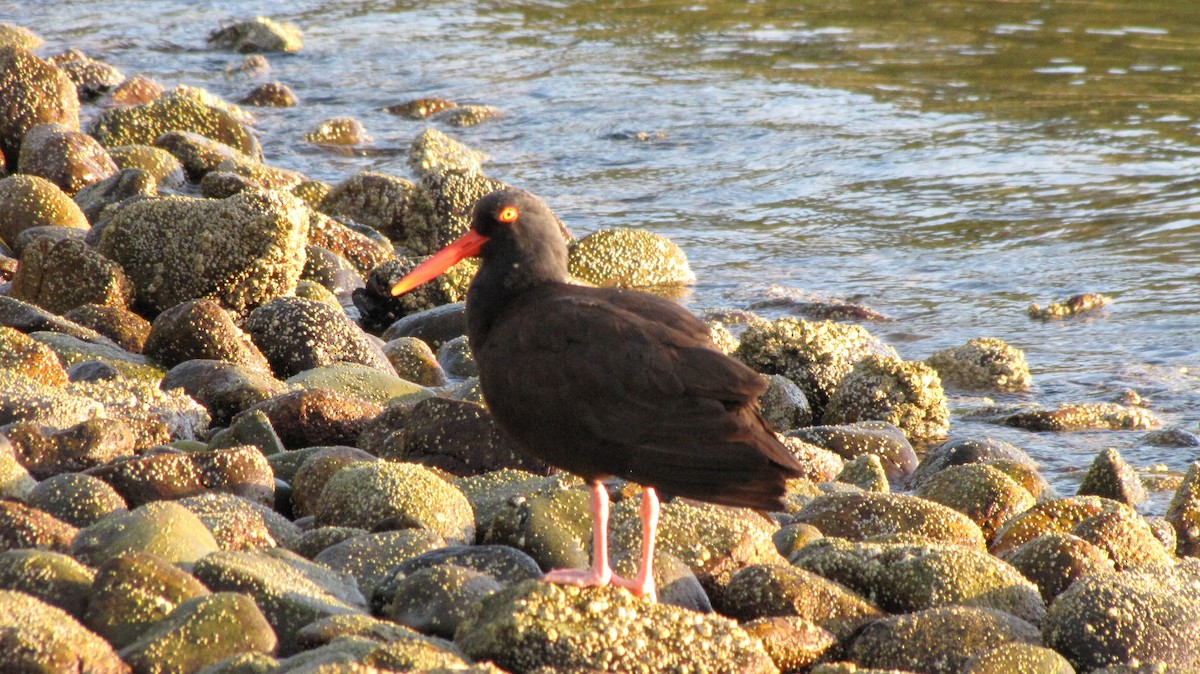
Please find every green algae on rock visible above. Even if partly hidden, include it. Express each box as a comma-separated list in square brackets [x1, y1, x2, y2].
[73, 500, 221, 568]
[0, 549, 94, 619]
[91, 86, 260, 157]
[26, 472, 126, 527]
[848, 606, 1041, 674]
[568, 227, 696, 288]
[793, 491, 987, 550]
[926, 337, 1032, 392]
[312, 529, 446, 598]
[914, 463, 1036, 542]
[97, 190, 310, 315]
[286, 362, 432, 407]
[118, 591, 277, 673]
[456, 581, 780, 674]
[106, 144, 186, 188]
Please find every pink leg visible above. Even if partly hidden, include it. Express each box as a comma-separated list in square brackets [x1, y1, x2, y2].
[544, 480, 615, 587]
[610, 486, 659, 602]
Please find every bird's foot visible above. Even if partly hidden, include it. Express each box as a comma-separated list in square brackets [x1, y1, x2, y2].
[543, 567, 612, 588]
[610, 572, 657, 602]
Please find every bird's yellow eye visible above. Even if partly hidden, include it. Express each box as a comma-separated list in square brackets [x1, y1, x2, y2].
[497, 206, 519, 223]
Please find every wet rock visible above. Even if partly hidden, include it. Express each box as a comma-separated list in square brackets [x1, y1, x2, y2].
[1166, 462, 1200, 556]
[1141, 426, 1200, 447]
[1028, 292, 1111, 319]
[91, 86, 260, 157]
[286, 362, 430, 407]
[378, 564, 500, 638]
[0, 549, 94, 618]
[308, 211, 392, 278]
[380, 300, 467, 349]
[234, 388, 382, 449]
[914, 463, 1036, 541]
[369, 396, 552, 476]
[793, 491, 987, 549]
[822, 355, 949, 441]
[0, 23, 43, 51]
[26, 472, 126, 527]
[119, 591, 277, 673]
[0, 47, 80, 167]
[436, 335, 476, 379]
[1042, 563, 1200, 671]
[1146, 515, 1179, 554]
[568, 228, 695, 288]
[456, 469, 577, 537]
[74, 500, 220, 567]
[407, 128, 488, 178]
[971, 401, 1160, 431]
[723, 562, 883, 639]
[162, 359, 287, 427]
[434, 104, 502, 127]
[611, 495, 781, 601]
[0, 324, 68, 385]
[990, 495, 1130, 555]
[0, 499, 76, 553]
[788, 421, 916, 480]
[180, 491, 302, 551]
[17, 122, 117, 195]
[386, 97, 457, 119]
[192, 547, 367, 655]
[64, 304, 150, 353]
[401, 169, 512, 255]
[224, 53, 270, 78]
[926, 336, 1032, 392]
[0, 589, 129, 674]
[318, 170, 414, 240]
[7, 417, 138, 478]
[1077, 447, 1148, 505]
[241, 81, 298, 107]
[1071, 510, 1173, 569]
[483, 483, 591, 570]
[154, 130, 254, 182]
[306, 116, 372, 145]
[314, 460, 475, 543]
[313, 529, 445, 597]
[104, 74, 164, 107]
[961, 642, 1076, 674]
[793, 538, 1045, 624]
[86, 551, 211, 648]
[246, 296, 395, 378]
[72, 168, 158, 224]
[50, 50, 124, 101]
[214, 154, 306, 191]
[107, 144, 186, 188]
[382, 336, 448, 387]
[735, 318, 899, 417]
[97, 191, 309, 315]
[303, 245, 367, 297]
[456, 581, 777, 673]
[0, 173, 90, 245]
[759, 374, 814, 432]
[146, 299, 272, 371]
[848, 606, 1041, 674]
[908, 436, 1039, 489]
[209, 17, 304, 53]
[85, 444, 273, 507]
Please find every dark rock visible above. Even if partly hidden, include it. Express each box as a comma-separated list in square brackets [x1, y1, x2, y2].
[759, 373, 813, 432]
[234, 387, 383, 449]
[146, 298, 272, 371]
[6, 416, 138, 478]
[241, 81, 297, 107]
[356, 257, 475, 332]
[246, 296, 395, 378]
[25, 472, 127, 527]
[1077, 447, 1148, 505]
[10, 237, 133, 315]
[67, 359, 124, 382]
[382, 336, 447, 387]
[154, 130, 253, 182]
[848, 606, 1041, 674]
[179, 491, 302, 551]
[162, 359, 287, 427]
[308, 211, 392, 278]
[1166, 462, 1200, 556]
[0, 295, 114, 344]
[73, 168, 158, 224]
[302, 245, 367, 296]
[381, 301, 467, 350]
[381, 545, 542, 601]
[63, 303, 149, 353]
[91, 86, 260, 158]
[17, 121, 117, 195]
[50, 51, 124, 101]
[908, 436, 1040, 489]
[378, 564, 501, 638]
[990, 495, 1130, 555]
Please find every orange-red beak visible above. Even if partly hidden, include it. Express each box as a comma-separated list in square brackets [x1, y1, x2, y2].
[389, 230, 489, 296]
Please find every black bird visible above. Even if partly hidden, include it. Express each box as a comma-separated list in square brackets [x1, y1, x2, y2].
[391, 188, 802, 600]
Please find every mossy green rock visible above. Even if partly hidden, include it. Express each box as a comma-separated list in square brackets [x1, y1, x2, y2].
[287, 362, 431, 406]
[312, 529, 446, 597]
[822, 355, 949, 441]
[90, 87, 259, 156]
[483, 483, 592, 570]
[85, 551, 211, 648]
[914, 463, 1036, 541]
[722, 563, 883, 638]
[11, 236, 134, 314]
[1042, 563, 1200, 672]
[315, 460, 474, 544]
[0, 589, 129, 674]
[119, 592, 277, 673]
[0, 173, 89, 245]
[793, 491, 987, 549]
[568, 228, 695, 288]
[990, 495, 1130, 555]
[32, 330, 164, 381]
[999, 532, 1115, 603]
[961, 643, 1076, 674]
[735, 317, 898, 416]
[792, 538, 1045, 624]
[455, 469, 579, 536]
[848, 606, 1041, 674]
[0, 549, 94, 619]
[455, 581, 779, 673]
[192, 547, 367, 655]
[73, 501, 221, 567]
[98, 191, 309, 314]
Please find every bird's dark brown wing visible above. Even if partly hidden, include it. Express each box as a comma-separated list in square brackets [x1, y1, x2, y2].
[475, 284, 802, 510]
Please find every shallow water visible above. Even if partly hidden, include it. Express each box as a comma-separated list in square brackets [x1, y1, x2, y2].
[6, 0, 1199, 505]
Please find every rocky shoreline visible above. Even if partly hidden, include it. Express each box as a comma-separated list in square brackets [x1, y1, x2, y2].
[1, 16, 1199, 674]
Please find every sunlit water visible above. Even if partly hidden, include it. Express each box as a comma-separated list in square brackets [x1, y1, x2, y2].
[6, 0, 1199, 507]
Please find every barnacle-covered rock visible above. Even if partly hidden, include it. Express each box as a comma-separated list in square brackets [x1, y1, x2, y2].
[17, 122, 118, 195]
[568, 228, 696, 288]
[1028, 292, 1111, 319]
[208, 16, 304, 54]
[822, 355, 950, 442]
[306, 116, 372, 146]
[0, 173, 90, 245]
[91, 87, 259, 158]
[926, 337, 1032, 392]
[0, 47, 79, 166]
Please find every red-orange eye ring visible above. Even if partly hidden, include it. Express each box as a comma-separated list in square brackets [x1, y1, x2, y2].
[497, 206, 519, 223]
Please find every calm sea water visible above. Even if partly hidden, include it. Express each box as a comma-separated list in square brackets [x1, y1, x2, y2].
[6, 0, 1199, 503]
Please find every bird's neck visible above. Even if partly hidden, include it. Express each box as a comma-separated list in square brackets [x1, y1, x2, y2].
[466, 238, 569, 349]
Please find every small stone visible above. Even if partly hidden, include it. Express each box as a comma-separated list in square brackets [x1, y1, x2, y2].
[822, 355, 949, 442]
[0, 499, 77, 553]
[162, 359, 287, 427]
[314, 461, 475, 543]
[246, 296, 395, 378]
[312, 528, 445, 597]
[180, 491, 302, 551]
[914, 463, 1036, 542]
[0, 324, 68, 385]
[103, 74, 164, 107]
[792, 491, 986, 549]
[63, 304, 150, 353]
[241, 81, 297, 107]
[208, 17, 304, 53]
[26, 472, 127, 527]
[722, 563, 883, 639]
[961, 643, 1076, 674]
[978, 402, 1160, 432]
[72, 168, 158, 224]
[990, 495, 1130, 555]
[759, 374, 813, 432]
[1166, 462, 1200, 556]
[406, 128, 488, 178]
[0, 173, 90, 245]
[0, 47, 80, 168]
[234, 388, 382, 449]
[306, 117, 372, 146]
[91, 87, 259, 158]
[146, 299, 272, 371]
[385, 97, 456, 119]
[1028, 292, 1112, 319]
[84, 444, 274, 507]
[319, 170, 414, 240]
[1077, 447, 1148, 505]
[382, 336, 447, 387]
[154, 130, 253, 182]
[433, 104, 502, 127]
[378, 564, 501, 638]
[1071, 510, 1173, 570]
[106, 144, 185, 188]
[17, 122, 118, 195]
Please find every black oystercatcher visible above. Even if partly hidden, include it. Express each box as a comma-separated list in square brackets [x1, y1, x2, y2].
[391, 188, 803, 600]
